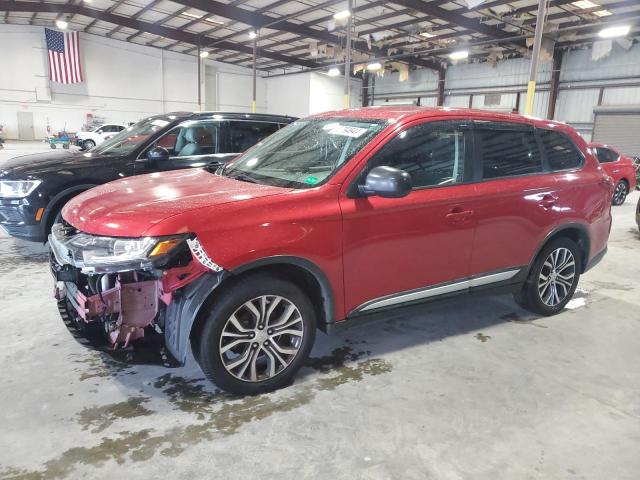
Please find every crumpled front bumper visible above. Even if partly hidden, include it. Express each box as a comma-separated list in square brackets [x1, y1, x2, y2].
[50, 226, 225, 364]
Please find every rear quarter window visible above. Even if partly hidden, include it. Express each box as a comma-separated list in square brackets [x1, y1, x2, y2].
[538, 129, 584, 171]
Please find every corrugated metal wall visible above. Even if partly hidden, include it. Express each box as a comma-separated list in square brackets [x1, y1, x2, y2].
[368, 44, 640, 140]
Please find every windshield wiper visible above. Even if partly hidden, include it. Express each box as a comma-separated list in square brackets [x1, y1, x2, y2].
[229, 173, 258, 184]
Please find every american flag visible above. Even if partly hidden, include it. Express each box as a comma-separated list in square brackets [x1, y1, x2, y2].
[45, 28, 84, 84]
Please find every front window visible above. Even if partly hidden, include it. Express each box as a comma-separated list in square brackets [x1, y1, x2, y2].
[220, 118, 386, 188]
[151, 120, 221, 157]
[91, 117, 173, 156]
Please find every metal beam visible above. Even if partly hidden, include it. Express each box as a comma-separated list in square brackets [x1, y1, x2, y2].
[0, 0, 323, 68]
[547, 48, 562, 119]
[171, 0, 441, 70]
[107, 0, 164, 38]
[388, 0, 516, 40]
[437, 68, 445, 106]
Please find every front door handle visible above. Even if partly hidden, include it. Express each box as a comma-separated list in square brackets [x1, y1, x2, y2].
[538, 193, 558, 209]
[446, 207, 474, 224]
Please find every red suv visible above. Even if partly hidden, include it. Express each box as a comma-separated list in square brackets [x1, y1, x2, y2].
[589, 143, 637, 205]
[50, 107, 613, 395]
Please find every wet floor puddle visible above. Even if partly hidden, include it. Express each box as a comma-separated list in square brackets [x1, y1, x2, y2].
[474, 332, 491, 343]
[2, 346, 392, 480]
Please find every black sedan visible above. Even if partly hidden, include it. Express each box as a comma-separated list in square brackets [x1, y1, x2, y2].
[0, 112, 295, 242]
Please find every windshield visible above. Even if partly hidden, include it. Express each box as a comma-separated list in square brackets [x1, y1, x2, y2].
[220, 118, 386, 188]
[92, 117, 173, 156]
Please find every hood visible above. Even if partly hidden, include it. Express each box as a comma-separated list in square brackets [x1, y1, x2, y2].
[62, 169, 291, 237]
[0, 151, 122, 178]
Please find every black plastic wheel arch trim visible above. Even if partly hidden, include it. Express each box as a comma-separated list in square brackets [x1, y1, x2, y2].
[231, 256, 337, 330]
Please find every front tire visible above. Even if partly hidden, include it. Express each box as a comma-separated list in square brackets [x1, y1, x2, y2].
[83, 139, 96, 151]
[612, 180, 628, 206]
[514, 237, 582, 316]
[196, 274, 316, 395]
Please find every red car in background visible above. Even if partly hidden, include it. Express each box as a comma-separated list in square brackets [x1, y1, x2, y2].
[590, 143, 638, 205]
[50, 107, 613, 395]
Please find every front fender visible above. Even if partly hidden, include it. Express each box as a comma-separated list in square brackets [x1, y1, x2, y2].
[163, 270, 228, 364]
[43, 184, 99, 228]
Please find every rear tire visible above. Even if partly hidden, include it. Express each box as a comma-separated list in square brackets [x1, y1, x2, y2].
[612, 180, 628, 206]
[514, 237, 582, 316]
[196, 274, 316, 395]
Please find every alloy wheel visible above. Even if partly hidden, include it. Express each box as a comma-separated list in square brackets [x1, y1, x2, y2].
[537, 247, 576, 306]
[219, 295, 304, 382]
[613, 182, 627, 204]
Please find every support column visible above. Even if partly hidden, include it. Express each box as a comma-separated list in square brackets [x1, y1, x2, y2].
[197, 39, 202, 112]
[547, 48, 562, 119]
[362, 72, 370, 107]
[525, 0, 548, 115]
[437, 68, 445, 106]
[343, 0, 353, 109]
[252, 30, 258, 113]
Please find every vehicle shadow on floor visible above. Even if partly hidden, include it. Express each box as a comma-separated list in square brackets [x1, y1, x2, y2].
[82, 290, 546, 396]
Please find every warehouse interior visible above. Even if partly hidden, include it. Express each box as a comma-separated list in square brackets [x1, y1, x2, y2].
[1, 0, 639, 478]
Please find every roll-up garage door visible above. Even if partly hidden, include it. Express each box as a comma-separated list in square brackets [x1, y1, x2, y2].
[592, 106, 640, 157]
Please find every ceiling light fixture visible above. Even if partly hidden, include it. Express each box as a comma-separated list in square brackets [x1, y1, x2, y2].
[571, 0, 600, 8]
[598, 25, 631, 38]
[55, 19, 68, 29]
[420, 31, 435, 38]
[333, 10, 351, 20]
[327, 67, 341, 77]
[366, 62, 383, 71]
[249, 31, 257, 39]
[449, 50, 469, 60]
[199, 51, 209, 58]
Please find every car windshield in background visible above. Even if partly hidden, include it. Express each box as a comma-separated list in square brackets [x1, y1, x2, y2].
[220, 118, 386, 188]
[91, 117, 172, 156]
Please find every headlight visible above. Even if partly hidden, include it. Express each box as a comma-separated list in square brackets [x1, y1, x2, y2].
[50, 224, 189, 272]
[67, 235, 159, 266]
[0, 180, 42, 198]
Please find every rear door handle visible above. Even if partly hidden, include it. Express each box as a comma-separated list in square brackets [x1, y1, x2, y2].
[538, 193, 558, 209]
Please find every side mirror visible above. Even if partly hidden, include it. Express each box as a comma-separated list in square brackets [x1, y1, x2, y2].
[359, 166, 412, 198]
[145, 146, 169, 163]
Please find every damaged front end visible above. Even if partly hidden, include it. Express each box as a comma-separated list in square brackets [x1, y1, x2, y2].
[49, 222, 225, 365]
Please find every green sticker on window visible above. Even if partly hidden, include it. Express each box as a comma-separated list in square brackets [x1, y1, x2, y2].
[304, 176, 319, 185]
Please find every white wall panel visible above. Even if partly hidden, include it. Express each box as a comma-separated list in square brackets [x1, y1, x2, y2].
[561, 44, 640, 82]
[602, 87, 640, 106]
[472, 93, 518, 111]
[555, 89, 600, 123]
[444, 95, 470, 107]
[447, 57, 552, 90]
[216, 72, 267, 113]
[0, 24, 267, 138]
[419, 97, 438, 107]
[265, 73, 311, 118]
[373, 68, 438, 96]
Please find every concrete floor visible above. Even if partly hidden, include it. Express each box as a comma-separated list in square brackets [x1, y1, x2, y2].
[0, 140, 80, 163]
[1, 141, 639, 479]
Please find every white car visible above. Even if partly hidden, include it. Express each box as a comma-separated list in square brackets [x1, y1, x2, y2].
[75, 124, 126, 150]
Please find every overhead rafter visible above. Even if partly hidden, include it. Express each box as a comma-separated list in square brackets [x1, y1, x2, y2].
[106, 0, 164, 38]
[0, 0, 323, 68]
[388, 0, 518, 41]
[170, 0, 442, 70]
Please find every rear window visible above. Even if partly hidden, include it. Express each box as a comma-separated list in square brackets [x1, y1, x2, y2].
[477, 127, 542, 179]
[594, 147, 618, 164]
[539, 129, 583, 171]
[226, 121, 280, 153]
